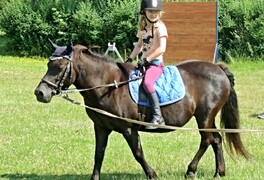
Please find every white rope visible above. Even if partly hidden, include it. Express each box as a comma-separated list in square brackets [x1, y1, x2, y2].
[61, 95, 264, 133]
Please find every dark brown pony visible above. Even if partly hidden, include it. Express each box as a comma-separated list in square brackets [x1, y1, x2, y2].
[34, 42, 250, 180]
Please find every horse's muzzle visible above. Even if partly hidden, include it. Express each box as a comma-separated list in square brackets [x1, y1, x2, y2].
[34, 86, 53, 103]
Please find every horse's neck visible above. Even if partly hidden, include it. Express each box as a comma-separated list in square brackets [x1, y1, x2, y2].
[74, 56, 120, 91]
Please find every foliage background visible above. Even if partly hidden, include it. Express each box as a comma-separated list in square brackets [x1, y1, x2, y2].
[0, 0, 263, 61]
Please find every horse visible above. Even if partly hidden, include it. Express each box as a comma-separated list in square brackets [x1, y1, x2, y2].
[34, 41, 250, 180]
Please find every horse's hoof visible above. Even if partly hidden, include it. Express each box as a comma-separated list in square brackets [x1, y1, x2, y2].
[185, 172, 196, 179]
[147, 175, 157, 180]
[214, 171, 225, 178]
[213, 173, 220, 179]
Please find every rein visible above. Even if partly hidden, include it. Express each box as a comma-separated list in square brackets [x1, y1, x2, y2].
[60, 92, 264, 134]
[60, 75, 144, 94]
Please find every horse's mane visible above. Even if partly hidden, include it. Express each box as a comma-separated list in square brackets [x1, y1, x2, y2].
[73, 44, 134, 78]
[73, 44, 116, 64]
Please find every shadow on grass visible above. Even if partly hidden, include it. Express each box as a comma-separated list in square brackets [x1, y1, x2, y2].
[0, 171, 210, 179]
[0, 173, 145, 180]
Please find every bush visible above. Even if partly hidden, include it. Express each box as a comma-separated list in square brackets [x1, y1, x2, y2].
[72, 2, 103, 48]
[0, 0, 263, 60]
[0, 0, 85, 56]
[0, 1, 51, 56]
[0, 0, 140, 56]
[218, 0, 264, 61]
[101, 0, 140, 52]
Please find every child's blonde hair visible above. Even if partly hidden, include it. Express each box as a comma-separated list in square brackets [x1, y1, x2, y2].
[138, 11, 164, 31]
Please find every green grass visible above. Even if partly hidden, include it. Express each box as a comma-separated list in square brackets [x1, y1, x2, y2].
[0, 56, 264, 180]
[164, 0, 216, 2]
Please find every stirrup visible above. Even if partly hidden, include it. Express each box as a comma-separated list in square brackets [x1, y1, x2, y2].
[145, 117, 165, 130]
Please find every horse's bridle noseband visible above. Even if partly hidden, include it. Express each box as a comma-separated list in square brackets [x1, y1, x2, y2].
[41, 54, 73, 95]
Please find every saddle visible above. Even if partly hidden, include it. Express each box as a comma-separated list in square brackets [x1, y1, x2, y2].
[128, 66, 185, 106]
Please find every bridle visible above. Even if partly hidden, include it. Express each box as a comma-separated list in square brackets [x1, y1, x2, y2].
[41, 54, 73, 95]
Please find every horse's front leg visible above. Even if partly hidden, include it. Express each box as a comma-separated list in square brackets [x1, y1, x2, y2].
[122, 128, 157, 180]
[91, 124, 112, 180]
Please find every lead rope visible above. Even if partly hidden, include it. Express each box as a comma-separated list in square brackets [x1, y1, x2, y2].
[60, 94, 264, 133]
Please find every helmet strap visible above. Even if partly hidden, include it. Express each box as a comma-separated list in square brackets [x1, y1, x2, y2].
[143, 11, 158, 24]
[144, 24, 155, 39]
[142, 11, 156, 39]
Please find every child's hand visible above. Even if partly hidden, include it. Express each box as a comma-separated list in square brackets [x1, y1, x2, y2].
[137, 58, 149, 68]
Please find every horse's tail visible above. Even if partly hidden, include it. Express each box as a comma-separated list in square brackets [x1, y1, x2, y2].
[218, 64, 251, 160]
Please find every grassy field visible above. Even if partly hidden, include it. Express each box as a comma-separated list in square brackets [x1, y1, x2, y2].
[0, 56, 264, 180]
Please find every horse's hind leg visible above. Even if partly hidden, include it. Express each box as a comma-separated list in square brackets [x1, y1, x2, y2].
[211, 131, 225, 177]
[185, 129, 225, 179]
[185, 131, 211, 178]
[91, 124, 112, 180]
[122, 128, 157, 180]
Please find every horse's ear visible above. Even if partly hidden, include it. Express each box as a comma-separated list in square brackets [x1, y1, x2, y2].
[48, 38, 58, 49]
[66, 41, 73, 54]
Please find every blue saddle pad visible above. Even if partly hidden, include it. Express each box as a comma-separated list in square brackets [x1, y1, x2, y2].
[128, 66, 185, 106]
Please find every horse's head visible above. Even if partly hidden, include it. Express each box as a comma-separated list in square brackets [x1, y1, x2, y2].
[34, 39, 75, 103]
